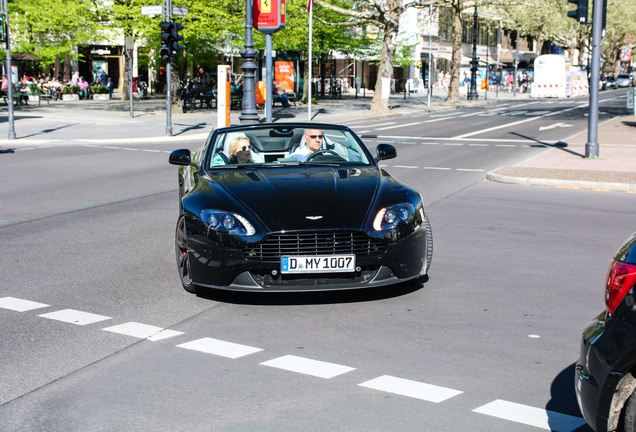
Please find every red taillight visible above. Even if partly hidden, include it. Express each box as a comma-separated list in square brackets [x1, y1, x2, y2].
[605, 260, 636, 314]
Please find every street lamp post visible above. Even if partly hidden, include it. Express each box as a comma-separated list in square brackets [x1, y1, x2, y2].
[239, 0, 260, 124]
[467, 5, 479, 100]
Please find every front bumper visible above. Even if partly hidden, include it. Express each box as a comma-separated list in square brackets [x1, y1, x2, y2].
[186, 226, 429, 292]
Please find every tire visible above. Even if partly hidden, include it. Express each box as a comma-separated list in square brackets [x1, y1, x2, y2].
[424, 211, 433, 274]
[175, 215, 197, 294]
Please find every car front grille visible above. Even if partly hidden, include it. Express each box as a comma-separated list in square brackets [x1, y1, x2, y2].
[243, 231, 386, 261]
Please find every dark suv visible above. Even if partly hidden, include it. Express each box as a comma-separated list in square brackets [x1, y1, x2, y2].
[576, 232, 636, 432]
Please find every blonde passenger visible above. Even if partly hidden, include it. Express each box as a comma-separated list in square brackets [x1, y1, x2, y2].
[228, 136, 253, 164]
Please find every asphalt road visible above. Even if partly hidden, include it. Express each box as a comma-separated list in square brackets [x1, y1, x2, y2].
[1, 92, 634, 431]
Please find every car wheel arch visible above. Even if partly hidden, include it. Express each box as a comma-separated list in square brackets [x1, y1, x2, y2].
[609, 372, 636, 431]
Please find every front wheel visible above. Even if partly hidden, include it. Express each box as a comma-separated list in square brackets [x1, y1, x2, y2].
[175, 215, 197, 294]
[424, 211, 433, 274]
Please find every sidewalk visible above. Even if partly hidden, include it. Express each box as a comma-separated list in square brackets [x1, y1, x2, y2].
[487, 114, 636, 193]
[1, 88, 635, 193]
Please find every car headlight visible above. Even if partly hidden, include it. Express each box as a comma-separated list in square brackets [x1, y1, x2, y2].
[200, 210, 256, 236]
[373, 203, 417, 231]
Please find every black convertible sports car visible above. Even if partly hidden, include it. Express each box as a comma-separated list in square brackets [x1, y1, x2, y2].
[168, 122, 432, 293]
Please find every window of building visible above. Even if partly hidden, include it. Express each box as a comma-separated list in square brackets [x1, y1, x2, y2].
[438, 13, 452, 41]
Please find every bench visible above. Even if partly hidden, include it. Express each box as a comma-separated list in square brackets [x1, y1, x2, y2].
[272, 87, 296, 107]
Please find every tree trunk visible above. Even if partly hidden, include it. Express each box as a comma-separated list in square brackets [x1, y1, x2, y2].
[302, 58, 310, 104]
[369, 0, 402, 113]
[446, 2, 463, 104]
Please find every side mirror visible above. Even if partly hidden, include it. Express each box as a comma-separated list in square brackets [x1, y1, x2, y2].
[169, 149, 192, 166]
[375, 143, 397, 161]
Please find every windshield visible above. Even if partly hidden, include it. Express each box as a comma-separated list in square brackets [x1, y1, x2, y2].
[207, 125, 372, 168]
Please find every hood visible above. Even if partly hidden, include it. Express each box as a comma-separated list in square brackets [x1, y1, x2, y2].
[209, 167, 380, 231]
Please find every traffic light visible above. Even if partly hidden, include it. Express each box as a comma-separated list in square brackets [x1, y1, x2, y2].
[170, 22, 185, 55]
[160, 21, 172, 60]
[566, 0, 588, 23]
[159, 21, 184, 60]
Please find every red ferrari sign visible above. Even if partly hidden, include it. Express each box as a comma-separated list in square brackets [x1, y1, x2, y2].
[254, 0, 286, 34]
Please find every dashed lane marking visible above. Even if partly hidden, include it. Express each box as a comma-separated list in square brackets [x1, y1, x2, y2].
[375, 122, 422, 131]
[0, 296, 49, 312]
[473, 400, 586, 432]
[359, 375, 463, 403]
[261, 355, 356, 379]
[39, 309, 112, 326]
[103, 322, 184, 341]
[177, 337, 263, 359]
[3, 296, 588, 429]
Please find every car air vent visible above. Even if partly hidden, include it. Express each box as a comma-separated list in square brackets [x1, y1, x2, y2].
[243, 231, 386, 261]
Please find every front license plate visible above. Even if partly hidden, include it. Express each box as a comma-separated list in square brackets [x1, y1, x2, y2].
[281, 255, 356, 274]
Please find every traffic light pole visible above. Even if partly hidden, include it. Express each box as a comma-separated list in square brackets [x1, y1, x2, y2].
[164, 0, 173, 136]
[585, 0, 603, 158]
[2, 0, 15, 139]
[239, 0, 260, 124]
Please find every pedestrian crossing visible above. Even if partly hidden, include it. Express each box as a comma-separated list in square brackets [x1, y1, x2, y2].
[0, 295, 586, 431]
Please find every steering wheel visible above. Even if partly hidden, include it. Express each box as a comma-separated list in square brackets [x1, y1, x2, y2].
[306, 149, 343, 162]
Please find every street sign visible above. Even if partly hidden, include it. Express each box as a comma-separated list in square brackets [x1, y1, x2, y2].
[254, 0, 286, 34]
[141, 5, 187, 17]
[172, 6, 188, 16]
[141, 5, 162, 16]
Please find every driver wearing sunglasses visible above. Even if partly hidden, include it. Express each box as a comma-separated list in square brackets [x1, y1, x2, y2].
[228, 136, 254, 164]
[289, 129, 324, 162]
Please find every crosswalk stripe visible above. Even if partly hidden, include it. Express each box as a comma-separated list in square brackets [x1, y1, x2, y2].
[103, 322, 184, 341]
[473, 400, 586, 432]
[261, 355, 355, 379]
[0, 297, 49, 312]
[359, 375, 463, 403]
[177, 337, 263, 359]
[39, 309, 112, 326]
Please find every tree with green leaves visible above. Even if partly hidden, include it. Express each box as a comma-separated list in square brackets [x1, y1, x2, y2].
[601, 0, 636, 75]
[315, 0, 430, 112]
[2, 0, 105, 68]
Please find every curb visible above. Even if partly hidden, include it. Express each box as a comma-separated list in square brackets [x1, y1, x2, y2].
[486, 171, 636, 193]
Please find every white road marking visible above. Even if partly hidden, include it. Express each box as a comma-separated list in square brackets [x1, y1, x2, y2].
[375, 135, 558, 144]
[456, 168, 485, 172]
[103, 322, 184, 341]
[375, 122, 421, 131]
[459, 111, 487, 117]
[368, 122, 397, 127]
[260, 355, 355, 379]
[177, 337, 263, 359]
[393, 165, 419, 169]
[39, 309, 112, 326]
[452, 104, 585, 139]
[359, 375, 463, 403]
[473, 400, 586, 432]
[468, 143, 489, 146]
[495, 144, 516, 147]
[424, 166, 452, 170]
[424, 116, 457, 123]
[444, 143, 464, 146]
[0, 297, 49, 312]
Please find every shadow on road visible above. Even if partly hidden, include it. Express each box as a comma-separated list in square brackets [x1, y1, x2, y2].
[510, 132, 585, 158]
[546, 363, 593, 431]
[196, 275, 428, 305]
